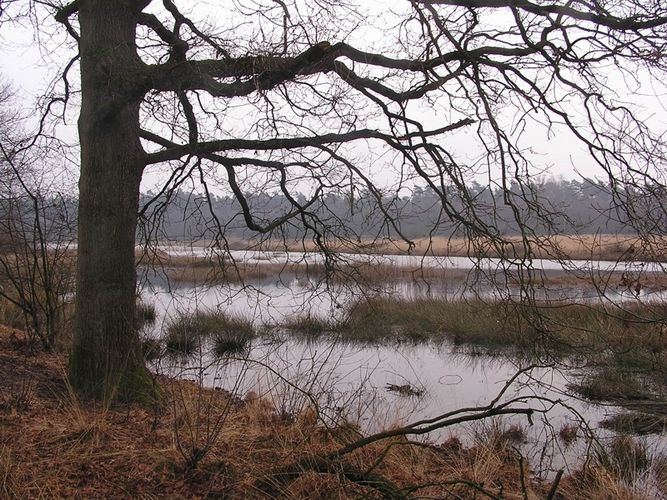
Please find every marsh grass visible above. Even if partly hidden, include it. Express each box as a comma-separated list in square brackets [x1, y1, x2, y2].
[141, 336, 163, 361]
[323, 296, 667, 409]
[601, 412, 667, 435]
[594, 435, 652, 484]
[164, 321, 202, 356]
[572, 368, 654, 402]
[164, 310, 255, 358]
[144, 241, 667, 306]
[559, 444, 657, 499]
[558, 423, 579, 447]
[337, 297, 667, 359]
[211, 315, 255, 357]
[280, 314, 336, 338]
[338, 297, 574, 349]
[340, 297, 449, 343]
[470, 419, 527, 451]
[237, 233, 659, 261]
[135, 300, 157, 328]
[159, 252, 475, 288]
[164, 311, 223, 355]
[158, 254, 329, 285]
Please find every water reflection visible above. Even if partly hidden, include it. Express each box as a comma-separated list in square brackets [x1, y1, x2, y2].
[140, 258, 667, 479]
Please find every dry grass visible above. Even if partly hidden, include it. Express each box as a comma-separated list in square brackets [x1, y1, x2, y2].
[338, 296, 667, 352]
[1, 324, 650, 499]
[0, 297, 24, 331]
[221, 233, 665, 262]
[138, 242, 667, 300]
[152, 251, 474, 287]
[156, 256, 329, 285]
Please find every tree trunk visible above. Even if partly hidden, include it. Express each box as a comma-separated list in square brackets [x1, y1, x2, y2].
[69, 0, 152, 402]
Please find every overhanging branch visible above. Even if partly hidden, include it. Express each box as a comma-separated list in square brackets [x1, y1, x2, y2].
[141, 118, 474, 164]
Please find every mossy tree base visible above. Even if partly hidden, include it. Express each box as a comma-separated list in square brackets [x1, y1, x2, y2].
[68, 349, 159, 405]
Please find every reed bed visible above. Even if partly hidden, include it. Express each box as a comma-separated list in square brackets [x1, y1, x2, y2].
[173, 233, 667, 262]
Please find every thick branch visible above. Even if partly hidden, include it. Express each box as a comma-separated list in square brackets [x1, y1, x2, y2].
[141, 118, 474, 164]
[146, 41, 542, 98]
[54, 0, 79, 23]
[332, 60, 467, 103]
[161, 0, 231, 58]
[143, 129, 386, 163]
[139, 130, 324, 233]
[138, 12, 188, 60]
[54, 0, 81, 41]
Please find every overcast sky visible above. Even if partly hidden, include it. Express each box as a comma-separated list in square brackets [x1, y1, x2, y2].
[1, 1, 666, 195]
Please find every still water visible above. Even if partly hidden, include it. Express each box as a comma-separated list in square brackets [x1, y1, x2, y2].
[140, 259, 667, 478]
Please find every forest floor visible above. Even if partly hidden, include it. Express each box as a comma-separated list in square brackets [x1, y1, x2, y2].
[0, 325, 661, 499]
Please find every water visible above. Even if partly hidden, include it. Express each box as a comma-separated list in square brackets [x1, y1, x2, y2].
[140, 265, 667, 479]
[161, 244, 666, 274]
[156, 244, 667, 303]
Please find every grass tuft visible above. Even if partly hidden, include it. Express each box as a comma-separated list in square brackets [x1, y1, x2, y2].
[141, 336, 163, 361]
[601, 412, 667, 435]
[341, 297, 446, 343]
[558, 423, 579, 447]
[572, 368, 653, 402]
[164, 311, 219, 355]
[211, 314, 255, 357]
[338, 297, 528, 346]
[593, 435, 651, 483]
[164, 309, 255, 357]
[136, 300, 157, 328]
[281, 314, 334, 338]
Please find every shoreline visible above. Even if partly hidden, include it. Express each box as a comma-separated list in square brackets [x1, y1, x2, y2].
[1, 325, 660, 498]
[146, 233, 667, 263]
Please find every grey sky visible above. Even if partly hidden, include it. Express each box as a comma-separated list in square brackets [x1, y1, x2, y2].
[1, 1, 665, 195]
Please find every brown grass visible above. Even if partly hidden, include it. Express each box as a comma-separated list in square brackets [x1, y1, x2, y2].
[0, 297, 24, 330]
[147, 254, 329, 284]
[138, 233, 667, 287]
[338, 296, 667, 350]
[138, 241, 667, 296]
[208, 233, 666, 262]
[1, 325, 651, 499]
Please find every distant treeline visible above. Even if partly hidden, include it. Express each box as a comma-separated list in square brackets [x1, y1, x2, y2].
[138, 177, 643, 241]
[2, 177, 652, 244]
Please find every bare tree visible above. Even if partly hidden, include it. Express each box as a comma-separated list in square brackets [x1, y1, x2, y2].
[6, 0, 666, 401]
[0, 79, 75, 350]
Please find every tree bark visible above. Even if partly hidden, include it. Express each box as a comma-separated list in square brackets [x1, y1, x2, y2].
[69, 0, 152, 402]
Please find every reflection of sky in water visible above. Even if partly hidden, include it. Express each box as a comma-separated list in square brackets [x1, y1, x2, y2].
[162, 245, 667, 273]
[141, 272, 667, 479]
[156, 245, 667, 303]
